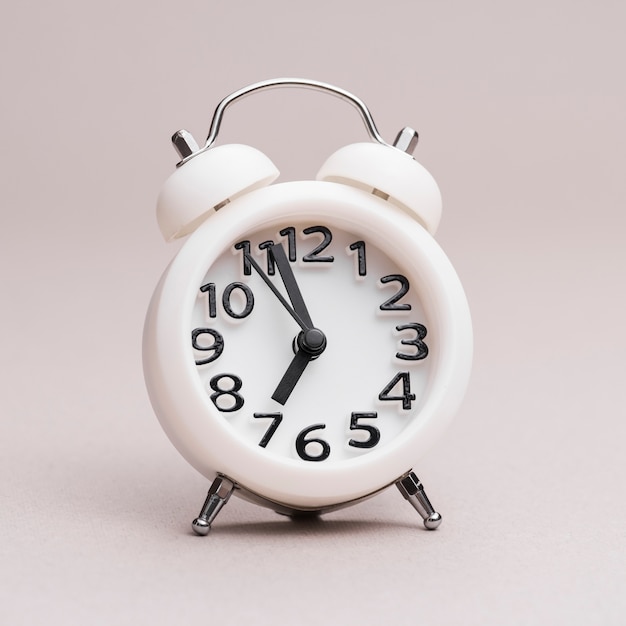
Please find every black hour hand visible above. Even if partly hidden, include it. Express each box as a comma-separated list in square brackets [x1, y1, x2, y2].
[272, 328, 327, 405]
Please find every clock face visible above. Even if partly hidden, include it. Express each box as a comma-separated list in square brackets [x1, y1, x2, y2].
[144, 181, 472, 508]
[189, 220, 434, 465]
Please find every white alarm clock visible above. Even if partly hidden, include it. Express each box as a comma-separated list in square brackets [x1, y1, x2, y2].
[143, 79, 473, 535]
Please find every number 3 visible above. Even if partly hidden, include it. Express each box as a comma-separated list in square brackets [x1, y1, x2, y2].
[395, 323, 429, 361]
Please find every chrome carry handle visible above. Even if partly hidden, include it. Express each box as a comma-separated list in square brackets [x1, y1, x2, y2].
[171, 78, 418, 165]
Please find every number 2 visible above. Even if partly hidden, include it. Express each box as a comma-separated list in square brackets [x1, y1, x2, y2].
[380, 274, 411, 311]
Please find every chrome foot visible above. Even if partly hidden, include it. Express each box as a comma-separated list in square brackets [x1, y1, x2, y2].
[192, 476, 235, 536]
[396, 471, 442, 530]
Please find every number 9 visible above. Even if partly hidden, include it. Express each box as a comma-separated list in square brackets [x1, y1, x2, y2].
[192, 328, 225, 365]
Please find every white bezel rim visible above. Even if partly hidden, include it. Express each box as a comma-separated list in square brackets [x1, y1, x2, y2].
[143, 181, 472, 509]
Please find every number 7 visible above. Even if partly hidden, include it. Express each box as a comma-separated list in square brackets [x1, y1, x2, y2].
[253, 413, 283, 448]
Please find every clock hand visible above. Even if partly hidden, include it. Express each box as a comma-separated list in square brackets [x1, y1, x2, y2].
[272, 328, 327, 405]
[272, 349, 312, 405]
[269, 243, 314, 329]
[245, 252, 308, 331]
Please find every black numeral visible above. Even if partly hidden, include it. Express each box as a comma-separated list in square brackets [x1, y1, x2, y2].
[348, 241, 366, 276]
[396, 323, 429, 360]
[200, 283, 217, 318]
[380, 274, 411, 311]
[296, 424, 331, 461]
[302, 226, 334, 263]
[222, 282, 254, 318]
[191, 328, 224, 365]
[209, 374, 244, 412]
[254, 412, 283, 448]
[200, 281, 254, 319]
[234, 240, 252, 276]
[279, 227, 297, 261]
[258, 240, 276, 275]
[349, 412, 380, 448]
[378, 372, 415, 410]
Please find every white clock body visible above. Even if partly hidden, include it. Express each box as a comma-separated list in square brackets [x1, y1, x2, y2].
[143, 180, 472, 511]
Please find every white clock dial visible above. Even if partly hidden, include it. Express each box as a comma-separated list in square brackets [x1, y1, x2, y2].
[190, 221, 434, 465]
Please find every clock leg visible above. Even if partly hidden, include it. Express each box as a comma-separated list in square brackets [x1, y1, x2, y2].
[396, 471, 442, 530]
[191, 475, 235, 536]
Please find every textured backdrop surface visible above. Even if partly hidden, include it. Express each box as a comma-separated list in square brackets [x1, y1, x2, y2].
[1, 1, 625, 624]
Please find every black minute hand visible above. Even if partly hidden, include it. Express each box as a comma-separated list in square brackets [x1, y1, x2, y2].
[270, 243, 314, 329]
[244, 251, 308, 331]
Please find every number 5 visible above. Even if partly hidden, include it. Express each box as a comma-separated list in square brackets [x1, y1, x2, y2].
[348, 413, 380, 449]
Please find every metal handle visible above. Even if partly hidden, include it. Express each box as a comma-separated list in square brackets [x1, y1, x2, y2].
[203, 78, 390, 150]
[171, 78, 417, 165]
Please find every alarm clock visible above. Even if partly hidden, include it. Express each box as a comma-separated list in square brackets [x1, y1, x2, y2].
[143, 78, 473, 535]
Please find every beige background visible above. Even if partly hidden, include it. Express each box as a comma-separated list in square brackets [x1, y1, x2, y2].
[2, 1, 625, 624]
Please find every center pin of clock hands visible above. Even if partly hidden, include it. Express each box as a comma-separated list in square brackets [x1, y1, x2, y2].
[245, 243, 327, 405]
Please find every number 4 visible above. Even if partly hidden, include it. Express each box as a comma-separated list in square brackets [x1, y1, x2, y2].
[378, 372, 415, 410]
